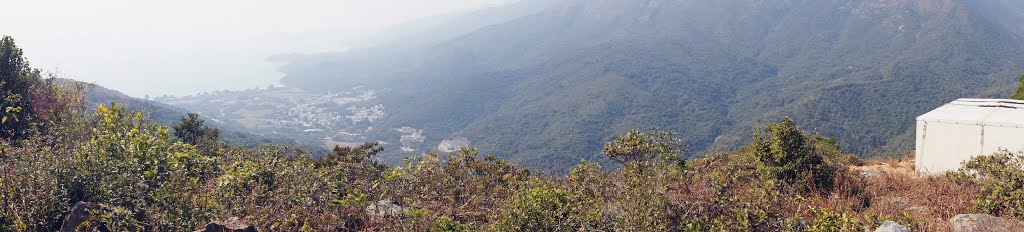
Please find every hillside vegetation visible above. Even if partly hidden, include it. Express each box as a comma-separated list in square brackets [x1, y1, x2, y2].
[4, 36, 1024, 231]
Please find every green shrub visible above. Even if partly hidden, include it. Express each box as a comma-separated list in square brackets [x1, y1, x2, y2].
[431, 216, 467, 232]
[956, 150, 1024, 219]
[493, 181, 578, 231]
[602, 128, 684, 166]
[806, 209, 865, 232]
[68, 103, 216, 230]
[172, 113, 220, 152]
[751, 117, 848, 193]
[0, 145, 69, 231]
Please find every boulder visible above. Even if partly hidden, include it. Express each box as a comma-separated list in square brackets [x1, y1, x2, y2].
[197, 217, 257, 232]
[874, 221, 910, 232]
[365, 200, 406, 221]
[60, 202, 109, 232]
[950, 214, 1020, 232]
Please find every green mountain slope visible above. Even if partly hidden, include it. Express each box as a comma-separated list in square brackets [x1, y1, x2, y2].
[277, 0, 1024, 173]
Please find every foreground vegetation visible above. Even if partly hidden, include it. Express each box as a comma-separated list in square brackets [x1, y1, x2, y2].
[3, 38, 1024, 231]
[1, 97, 1000, 232]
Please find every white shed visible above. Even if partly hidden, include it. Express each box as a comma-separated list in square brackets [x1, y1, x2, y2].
[916, 98, 1024, 174]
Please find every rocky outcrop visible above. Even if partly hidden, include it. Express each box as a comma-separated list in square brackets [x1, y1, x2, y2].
[365, 200, 407, 221]
[874, 221, 910, 232]
[60, 202, 108, 232]
[950, 214, 1021, 232]
[197, 217, 257, 232]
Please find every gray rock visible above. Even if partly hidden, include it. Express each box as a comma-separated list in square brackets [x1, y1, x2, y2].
[197, 217, 257, 232]
[365, 199, 406, 221]
[860, 170, 880, 178]
[60, 202, 109, 232]
[887, 197, 909, 205]
[874, 221, 910, 232]
[950, 214, 1021, 232]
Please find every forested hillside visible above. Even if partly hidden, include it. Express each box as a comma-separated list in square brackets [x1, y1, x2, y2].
[273, 0, 1024, 173]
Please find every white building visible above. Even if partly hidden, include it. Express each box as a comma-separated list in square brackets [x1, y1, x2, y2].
[916, 99, 1024, 174]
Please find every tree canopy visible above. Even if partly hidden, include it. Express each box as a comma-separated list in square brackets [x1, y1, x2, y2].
[172, 113, 220, 146]
[602, 128, 682, 166]
[1011, 73, 1024, 100]
[0, 36, 42, 141]
[751, 117, 841, 192]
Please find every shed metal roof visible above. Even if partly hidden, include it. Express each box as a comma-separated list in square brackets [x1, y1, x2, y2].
[917, 98, 1024, 127]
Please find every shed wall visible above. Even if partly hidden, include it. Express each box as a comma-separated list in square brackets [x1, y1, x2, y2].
[916, 121, 982, 173]
[982, 126, 1024, 155]
[915, 120, 925, 172]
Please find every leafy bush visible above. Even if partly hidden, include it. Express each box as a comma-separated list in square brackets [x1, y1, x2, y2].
[602, 128, 684, 166]
[69, 103, 216, 230]
[493, 181, 578, 231]
[172, 113, 220, 148]
[806, 209, 865, 232]
[751, 117, 851, 193]
[0, 144, 69, 231]
[431, 216, 467, 232]
[956, 150, 1024, 219]
[390, 147, 529, 229]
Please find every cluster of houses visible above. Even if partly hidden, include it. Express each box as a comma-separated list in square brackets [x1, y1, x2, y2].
[162, 87, 385, 148]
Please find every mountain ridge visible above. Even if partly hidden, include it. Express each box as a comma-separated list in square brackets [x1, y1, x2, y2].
[268, 0, 1024, 172]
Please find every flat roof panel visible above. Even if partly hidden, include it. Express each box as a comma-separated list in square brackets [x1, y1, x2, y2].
[917, 99, 1024, 127]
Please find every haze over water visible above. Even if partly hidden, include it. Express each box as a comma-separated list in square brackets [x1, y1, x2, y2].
[2, 0, 511, 97]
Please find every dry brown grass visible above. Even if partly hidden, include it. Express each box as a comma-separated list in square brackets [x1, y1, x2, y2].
[850, 151, 916, 176]
[820, 152, 982, 231]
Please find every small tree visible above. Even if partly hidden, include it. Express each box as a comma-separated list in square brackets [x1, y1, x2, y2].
[602, 128, 683, 166]
[1011, 73, 1024, 100]
[0, 36, 42, 141]
[751, 117, 835, 192]
[171, 113, 219, 146]
[956, 150, 1024, 219]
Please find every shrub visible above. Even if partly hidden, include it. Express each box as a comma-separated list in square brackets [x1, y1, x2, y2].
[602, 128, 684, 166]
[956, 150, 1024, 219]
[493, 181, 578, 231]
[751, 117, 848, 193]
[172, 113, 220, 150]
[431, 216, 467, 232]
[0, 144, 69, 231]
[67, 103, 216, 230]
[212, 146, 341, 231]
[390, 147, 529, 229]
[806, 209, 865, 232]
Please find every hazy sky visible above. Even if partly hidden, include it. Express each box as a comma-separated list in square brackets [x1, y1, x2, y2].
[3, 0, 511, 97]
